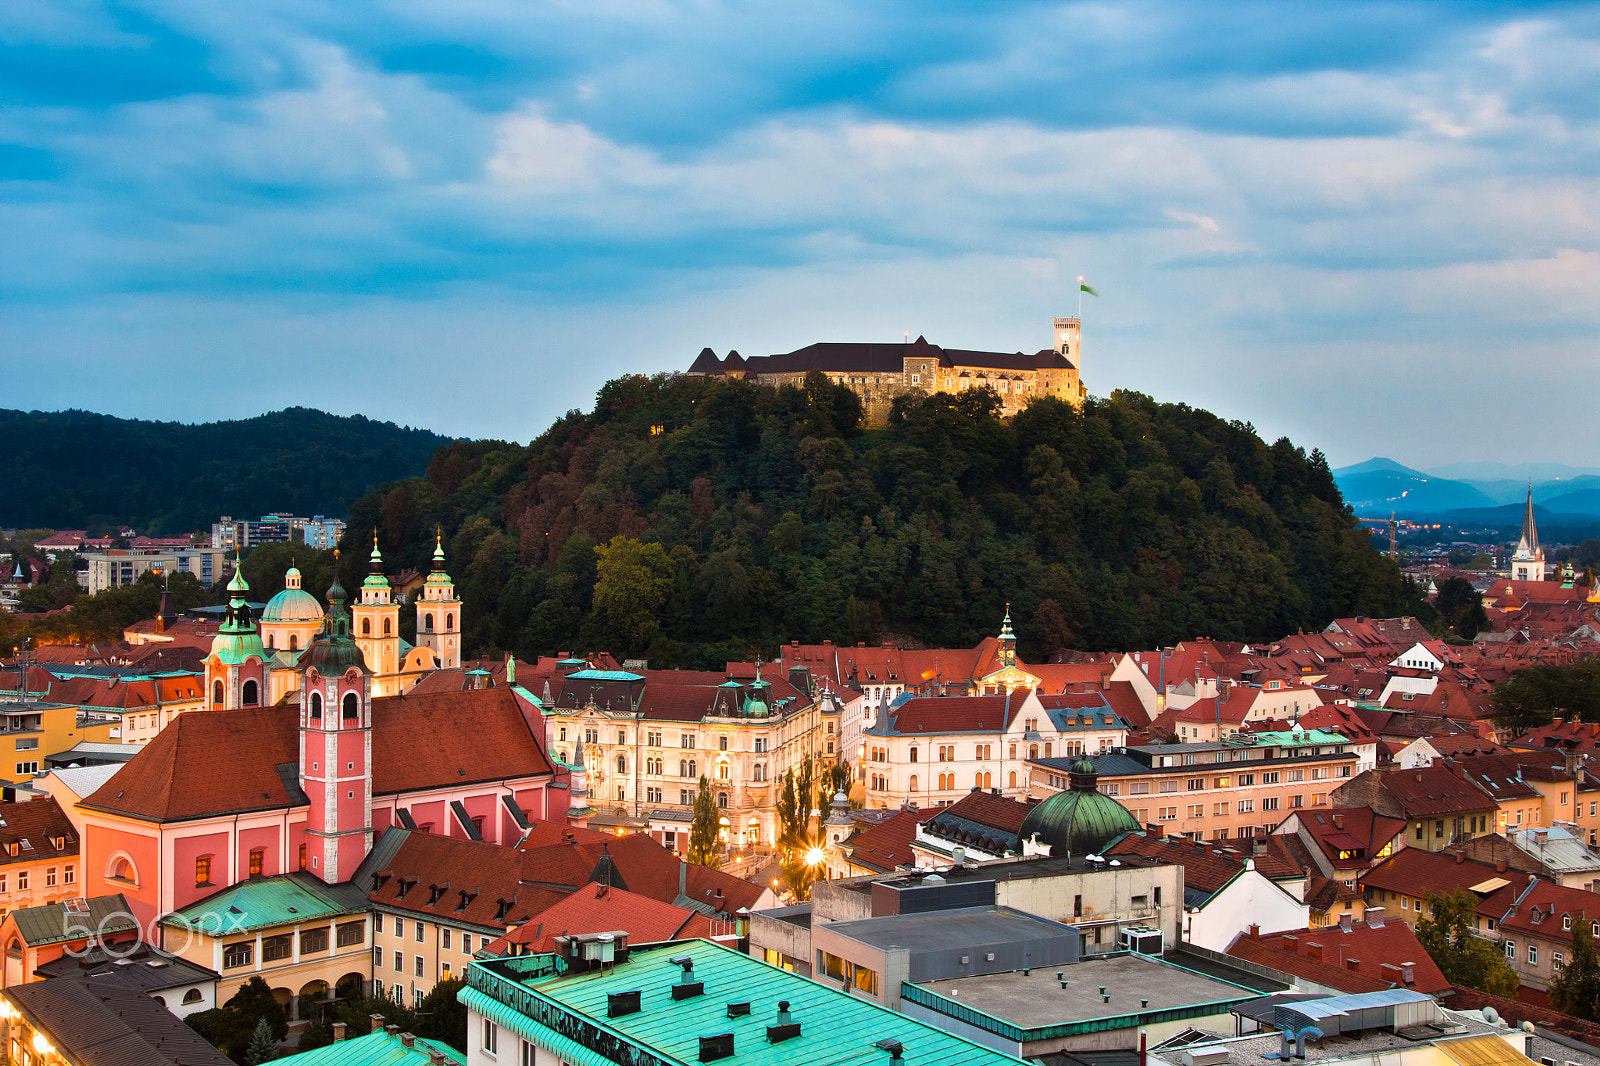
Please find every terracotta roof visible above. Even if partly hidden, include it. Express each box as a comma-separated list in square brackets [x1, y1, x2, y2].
[878, 692, 1025, 735]
[0, 797, 77, 867]
[1359, 848, 1507, 898]
[1229, 916, 1450, 994]
[1107, 834, 1245, 896]
[1479, 876, 1600, 940]
[490, 883, 701, 953]
[843, 809, 922, 873]
[515, 833, 763, 916]
[369, 831, 561, 929]
[1372, 763, 1498, 818]
[80, 687, 554, 822]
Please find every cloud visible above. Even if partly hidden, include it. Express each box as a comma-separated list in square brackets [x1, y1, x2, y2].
[2, 0, 1600, 468]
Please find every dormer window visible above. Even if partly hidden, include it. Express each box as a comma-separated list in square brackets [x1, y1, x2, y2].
[428, 883, 448, 906]
[1564, 914, 1573, 930]
[397, 876, 417, 899]
[494, 897, 515, 921]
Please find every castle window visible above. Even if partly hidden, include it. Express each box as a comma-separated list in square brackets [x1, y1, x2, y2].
[423, 614, 434, 633]
[212, 680, 223, 705]
[299, 844, 307, 871]
[343, 692, 359, 720]
[242, 679, 258, 706]
[289, 634, 298, 651]
[310, 692, 322, 720]
[383, 618, 391, 636]
[445, 613, 453, 630]
[362, 619, 371, 636]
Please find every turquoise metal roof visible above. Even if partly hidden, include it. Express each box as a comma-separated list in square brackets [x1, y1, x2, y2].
[161, 874, 367, 935]
[564, 670, 645, 683]
[277, 1029, 462, 1066]
[1250, 729, 1347, 746]
[463, 939, 1025, 1065]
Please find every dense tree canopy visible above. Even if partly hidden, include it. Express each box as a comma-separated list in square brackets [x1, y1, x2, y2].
[0, 407, 446, 534]
[336, 372, 1418, 666]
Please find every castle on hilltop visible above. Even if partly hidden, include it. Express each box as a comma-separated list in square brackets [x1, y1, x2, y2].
[687, 317, 1087, 425]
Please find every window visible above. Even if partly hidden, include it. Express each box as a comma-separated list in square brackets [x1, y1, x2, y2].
[1130, 782, 1151, 795]
[13, 738, 36, 751]
[719, 736, 729, 751]
[521, 1041, 535, 1066]
[249, 849, 264, 878]
[1505, 941, 1516, 960]
[1262, 797, 1280, 811]
[212, 679, 223, 705]
[441, 928, 451, 950]
[909, 747, 918, 763]
[415, 922, 424, 943]
[1530, 945, 1539, 965]
[1262, 772, 1279, 784]
[258, 934, 291, 962]
[1159, 807, 1177, 821]
[1187, 804, 1204, 819]
[415, 955, 424, 977]
[681, 733, 696, 749]
[616, 754, 627, 773]
[754, 737, 765, 753]
[483, 1020, 499, 1055]
[224, 942, 253, 968]
[195, 856, 212, 887]
[299, 844, 307, 871]
[242, 679, 258, 706]
[63, 865, 74, 885]
[463, 934, 472, 953]
[302, 927, 330, 953]
[44, 867, 55, 888]
[394, 917, 403, 937]
[394, 950, 403, 970]
[909, 775, 919, 791]
[310, 692, 322, 720]
[343, 692, 359, 720]
[183, 988, 204, 1005]
[1238, 799, 1254, 813]
[1238, 773, 1254, 786]
[14, 762, 36, 776]
[374, 946, 383, 968]
[1187, 778, 1204, 791]
[1286, 768, 1304, 782]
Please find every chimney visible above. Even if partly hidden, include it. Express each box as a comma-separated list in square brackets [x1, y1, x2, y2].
[332, 1023, 347, 1043]
[385, 1026, 400, 1037]
[429, 1055, 445, 1066]
[1339, 913, 1353, 932]
[1496, 859, 1508, 873]
[1248, 924, 1260, 940]
[1332, 814, 1344, 830]
[400, 1034, 416, 1049]
[1366, 908, 1385, 928]
[1455, 850, 1465, 864]
[1306, 942, 1323, 962]
[1281, 934, 1298, 953]
[1346, 958, 1361, 972]
[370, 1015, 386, 1030]
[1379, 962, 1403, 984]
[1400, 962, 1415, 985]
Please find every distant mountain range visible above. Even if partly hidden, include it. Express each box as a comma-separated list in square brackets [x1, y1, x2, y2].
[1333, 457, 1600, 522]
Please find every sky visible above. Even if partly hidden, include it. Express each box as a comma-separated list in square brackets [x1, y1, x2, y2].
[3, 2, 1599, 469]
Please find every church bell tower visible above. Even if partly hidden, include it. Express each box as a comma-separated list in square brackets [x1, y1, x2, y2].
[416, 530, 461, 669]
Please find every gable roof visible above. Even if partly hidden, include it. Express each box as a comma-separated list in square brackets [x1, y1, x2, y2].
[5, 978, 235, 1066]
[843, 809, 923, 873]
[1373, 763, 1498, 817]
[0, 796, 77, 866]
[8, 894, 137, 948]
[491, 882, 701, 953]
[1359, 848, 1510, 899]
[79, 687, 554, 823]
[366, 830, 561, 931]
[1228, 917, 1450, 994]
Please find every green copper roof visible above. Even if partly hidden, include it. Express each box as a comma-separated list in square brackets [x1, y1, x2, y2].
[463, 939, 1024, 1066]
[425, 530, 454, 587]
[299, 558, 369, 674]
[271, 1030, 462, 1066]
[998, 605, 1015, 641]
[363, 533, 391, 591]
[213, 559, 266, 662]
[262, 585, 324, 624]
[161, 873, 367, 935]
[1019, 761, 1140, 857]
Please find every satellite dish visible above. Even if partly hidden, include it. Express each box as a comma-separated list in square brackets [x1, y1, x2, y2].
[1482, 1007, 1500, 1025]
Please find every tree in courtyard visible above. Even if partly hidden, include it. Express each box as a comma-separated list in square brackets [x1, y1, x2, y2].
[688, 775, 721, 868]
[1550, 919, 1600, 1022]
[245, 1019, 278, 1065]
[188, 976, 288, 1064]
[1416, 889, 1520, 997]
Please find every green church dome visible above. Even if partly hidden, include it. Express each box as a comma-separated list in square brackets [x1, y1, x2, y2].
[1019, 757, 1140, 858]
[262, 586, 324, 624]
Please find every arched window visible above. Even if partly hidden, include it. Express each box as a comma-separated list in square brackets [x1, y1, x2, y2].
[241, 679, 258, 706]
[689, 760, 697, 778]
[182, 989, 204, 1005]
[615, 754, 627, 774]
[717, 793, 728, 809]
[909, 775, 918, 792]
[342, 692, 359, 720]
[289, 634, 298, 651]
[309, 692, 322, 720]
[1029, 744, 1038, 759]
[680, 759, 688, 777]
[445, 613, 454, 630]
[361, 618, 371, 636]
[107, 856, 137, 884]
[975, 772, 984, 788]
[423, 614, 434, 633]
[1009, 771, 1017, 788]
[383, 618, 391, 636]
[982, 772, 992, 788]
[195, 855, 212, 887]
[212, 680, 223, 705]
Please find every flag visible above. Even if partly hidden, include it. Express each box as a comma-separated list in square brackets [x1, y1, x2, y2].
[1079, 276, 1098, 297]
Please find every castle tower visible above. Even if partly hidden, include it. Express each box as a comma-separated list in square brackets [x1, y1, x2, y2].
[416, 530, 461, 670]
[297, 559, 374, 883]
[204, 563, 268, 711]
[351, 533, 402, 693]
[1053, 317, 1082, 368]
[1511, 486, 1546, 582]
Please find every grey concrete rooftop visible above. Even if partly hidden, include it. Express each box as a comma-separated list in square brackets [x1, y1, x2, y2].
[916, 952, 1258, 1031]
[826, 905, 1074, 954]
[1148, 1013, 1526, 1066]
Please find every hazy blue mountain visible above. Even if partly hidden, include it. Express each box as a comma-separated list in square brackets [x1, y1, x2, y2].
[1430, 461, 1600, 481]
[1332, 458, 1496, 516]
[1538, 486, 1600, 517]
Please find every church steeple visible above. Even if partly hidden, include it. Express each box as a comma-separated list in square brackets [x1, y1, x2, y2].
[998, 604, 1016, 667]
[351, 530, 401, 691]
[205, 555, 267, 710]
[1512, 484, 1546, 582]
[417, 527, 461, 669]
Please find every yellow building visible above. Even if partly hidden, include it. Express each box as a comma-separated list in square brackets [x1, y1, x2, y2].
[686, 317, 1086, 426]
[0, 700, 119, 775]
[0, 798, 80, 922]
[158, 873, 369, 1023]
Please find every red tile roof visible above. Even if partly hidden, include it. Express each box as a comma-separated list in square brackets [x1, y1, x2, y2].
[1107, 835, 1246, 896]
[1370, 763, 1498, 818]
[880, 692, 1026, 735]
[1358, 848, 1508, 898]
[0, 797, 77, 867]
[80, 687, 554, 822]
[370, 831, 564, 929]
[490, 883, 703, 952]
[843, 809, 923, 873]
[1228, 916, 1450, 994]
[1293, 808, 1408, 870]
[1478, 876, 1600, 940]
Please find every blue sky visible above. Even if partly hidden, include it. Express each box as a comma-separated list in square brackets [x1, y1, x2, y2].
[3, 1, 1598, 468]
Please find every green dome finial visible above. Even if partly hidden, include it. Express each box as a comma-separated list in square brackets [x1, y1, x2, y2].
[999, 604, 1015, 641]
[1018, 755, 1140, 858]
[433, 526, 446, 568]
[369, 530, 383, 571]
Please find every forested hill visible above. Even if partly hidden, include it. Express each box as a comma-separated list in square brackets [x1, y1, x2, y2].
[340, 373, 1420, 666]
[0, 408, 448, 534]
